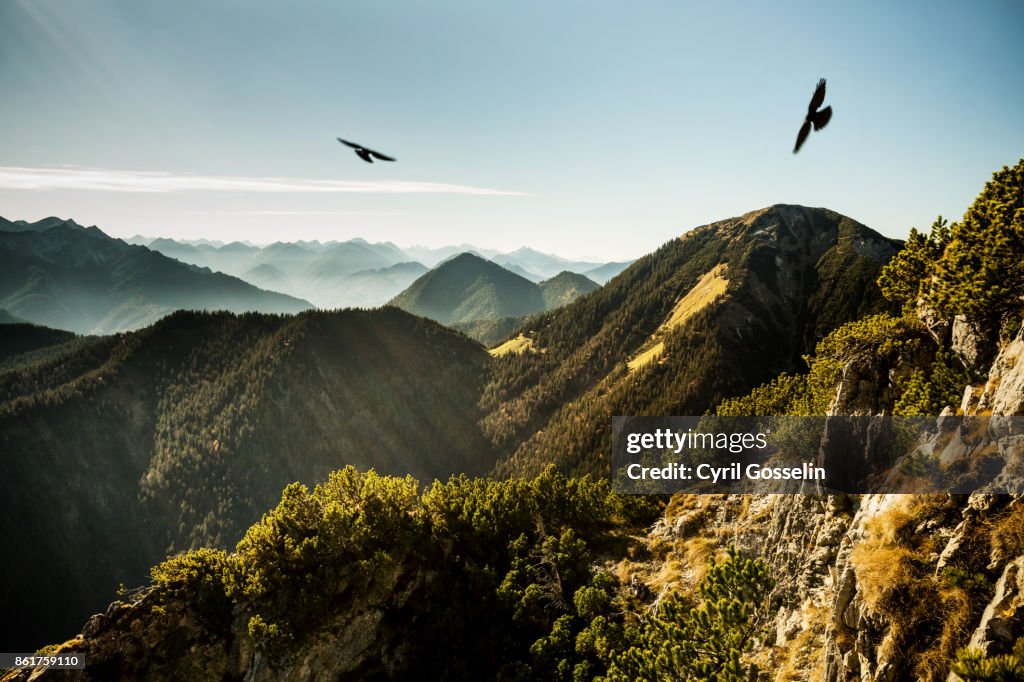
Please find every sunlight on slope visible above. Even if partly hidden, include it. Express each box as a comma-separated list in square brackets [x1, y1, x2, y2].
[489, 334, 535, 357]
[627, 341, 665, 371]
[627, 264, 729, 373]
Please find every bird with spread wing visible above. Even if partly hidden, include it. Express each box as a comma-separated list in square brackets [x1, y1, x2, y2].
[337, 138, 397, 163]
[793, 78, 833, 153]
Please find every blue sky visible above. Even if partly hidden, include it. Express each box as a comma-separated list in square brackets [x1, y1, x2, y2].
[1, 0, 1021, 260]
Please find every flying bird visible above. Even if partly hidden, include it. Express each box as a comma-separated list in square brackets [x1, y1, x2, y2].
[337, 138, 397, 163]
[793, 78, 833, 154]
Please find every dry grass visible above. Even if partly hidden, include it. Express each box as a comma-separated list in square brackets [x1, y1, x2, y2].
[988, 501, 1024, 564]
[848, 495, 988, 680]
[915, 586, 973, 681]
[626, 264, 729, 373]
[850, 544, 918, 613]
[627, 340, 665, 371]
[773, 604, 828, 682]
[488, 334, 535, 357]
[663, 264, 729, 331]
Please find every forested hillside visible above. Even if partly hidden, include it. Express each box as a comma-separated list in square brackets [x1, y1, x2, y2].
[481, 205, 900, 477]
[0, 307, 494, 651]
[0, 322, 77, 364]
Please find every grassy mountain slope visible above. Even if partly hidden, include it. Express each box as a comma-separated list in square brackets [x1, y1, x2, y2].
[0, 220, 311, 334]
[0, 307, 495, 651]
[482, 205, 900, 476]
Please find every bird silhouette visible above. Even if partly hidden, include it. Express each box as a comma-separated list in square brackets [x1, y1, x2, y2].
[337, 138, 396, 163]
[793, 78, 832, 154]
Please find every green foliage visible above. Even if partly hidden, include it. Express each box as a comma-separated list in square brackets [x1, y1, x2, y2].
[953, 637, 1024, 681]
[150, 547, 238, 628]
[930, 159, 1024, 332]
[228, 469, 423, 643]
[878, 218, 950, 309]
[715, 373, 808, 416]
[140, 466, 661, 679]
[607, 547, 774, 681]
[716, 313, 926, 416]
[894, 348, 968, 416]
[939, 565, 992, 598]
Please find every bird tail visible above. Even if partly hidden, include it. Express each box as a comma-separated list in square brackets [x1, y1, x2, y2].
[812, 106, 832, 131]
[794, 120, 812, 154]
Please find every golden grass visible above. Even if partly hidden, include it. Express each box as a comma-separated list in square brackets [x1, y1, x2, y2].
[989, 501, 1024, 563]
[626, 341, 664, 371]
[489, 334, 535, 357]
[626, 264, 729, 373]
[663, 264, 729, 331]
[773, 603, 828, 682]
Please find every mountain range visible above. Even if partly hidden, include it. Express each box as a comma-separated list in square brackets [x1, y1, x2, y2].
[0, 218, 310, 334]
[5, 158, 1024, 682]
[132, 233, 631, 309]
[0, 203, 899, 652]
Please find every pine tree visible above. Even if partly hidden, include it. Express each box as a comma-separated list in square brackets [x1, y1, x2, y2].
[607, 547, 773, 681]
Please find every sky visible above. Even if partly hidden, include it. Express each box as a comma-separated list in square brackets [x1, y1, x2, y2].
[0, 0, 1021, 261]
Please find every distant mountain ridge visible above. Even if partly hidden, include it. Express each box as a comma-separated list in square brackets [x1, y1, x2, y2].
[133, 233, 627, 307]
[0, 217, 310, 334]
[389, 252, 600, 328]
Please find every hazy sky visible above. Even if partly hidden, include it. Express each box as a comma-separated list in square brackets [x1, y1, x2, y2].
[1, 1, 1021, 260]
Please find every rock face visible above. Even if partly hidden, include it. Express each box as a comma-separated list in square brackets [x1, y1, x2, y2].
[976, 326, 1024, 416]
[4, 557, 429, 682]
[635, 312, 1024, 680]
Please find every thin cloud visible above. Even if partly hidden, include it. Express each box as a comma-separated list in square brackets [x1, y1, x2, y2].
[211, 209, 404, 217]
[0, 165, 526, 196]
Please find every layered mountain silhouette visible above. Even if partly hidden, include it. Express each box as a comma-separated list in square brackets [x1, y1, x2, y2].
[144, 237, 422, 309]
[490, 247, 617, 281]
[138, 236, 626, 309]
[0, 218, 310, 334]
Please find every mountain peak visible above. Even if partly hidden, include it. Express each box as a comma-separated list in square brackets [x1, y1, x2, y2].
[390, 252, 545, 325]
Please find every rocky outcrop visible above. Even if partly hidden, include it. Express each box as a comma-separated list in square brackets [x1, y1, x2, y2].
[951, 316, 998, 375]
[975, 325, 1024, 416]
[637, 313, 1024, 680]
[3, 557, 430, 682]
